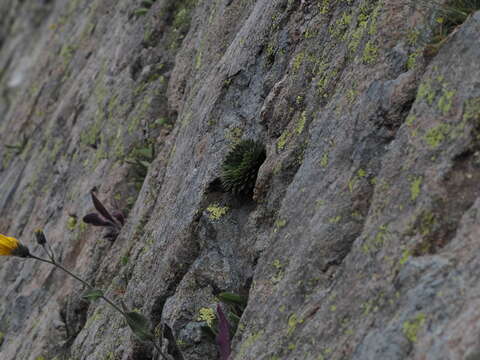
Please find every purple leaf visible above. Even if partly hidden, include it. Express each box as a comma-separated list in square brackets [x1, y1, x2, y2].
[103, 228, 118, 241]
[216, 305, 231, 360]
[90, 191, 117, 225]
[83, 213, 113, 227]
[112, 210, 125, 225]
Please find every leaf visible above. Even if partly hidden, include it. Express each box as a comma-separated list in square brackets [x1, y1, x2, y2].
[200, 324, 217, 342]
[133, 7, 149, 16]
[82, 289, 104, 301]
[141, 0, 155, 7]
[216, 305, 231, 360]
[134, 146, 154, 160]
[124, 312, 155, 341]
[103, 228, 119, 241]
[139, 160, 151, 169]
[218, 292, 247, 307]
[90, 191, 117, 225]
[227, 312, 241, 328]
[83, 213, 113, 227]
[112, 210, 125, 225]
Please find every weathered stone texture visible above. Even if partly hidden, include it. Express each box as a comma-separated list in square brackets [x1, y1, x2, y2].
[1, 0, 480, 359]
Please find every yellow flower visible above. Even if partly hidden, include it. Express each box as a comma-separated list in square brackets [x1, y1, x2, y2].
[0, 234, 30, 257]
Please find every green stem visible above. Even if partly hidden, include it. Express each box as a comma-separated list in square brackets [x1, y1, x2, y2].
[29, 255, 126, 317]
[28, 254, 170, 360]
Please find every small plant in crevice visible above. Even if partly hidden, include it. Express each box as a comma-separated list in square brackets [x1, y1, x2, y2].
[413, 0, 480, 56]
[221, 140, 266, 197]
[199, 292, 248, 359]
[126, 142, 155, 191]
[133, 7, 149, 17]
[83, 190, 125, 241]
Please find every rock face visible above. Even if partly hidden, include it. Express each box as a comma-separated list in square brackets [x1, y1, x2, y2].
[1, 0, 480, 359]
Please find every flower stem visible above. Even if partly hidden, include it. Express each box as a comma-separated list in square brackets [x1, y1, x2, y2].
[28, 255, 126, 316]
[28, 254, 170, 360]
[153, 341, 170, 360]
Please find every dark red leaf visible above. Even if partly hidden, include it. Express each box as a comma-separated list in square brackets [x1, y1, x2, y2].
[112, 210, 125, 225]
[103, 228, 118, 241]
[216, 305, 231, 360]
[90, 191, 117, 224]
[83, 213, 113, 227]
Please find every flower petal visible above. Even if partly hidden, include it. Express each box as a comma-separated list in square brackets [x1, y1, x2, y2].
[0, 234, 20, 256]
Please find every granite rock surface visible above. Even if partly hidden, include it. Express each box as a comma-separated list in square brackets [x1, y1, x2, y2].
[1, 0, 480, 359]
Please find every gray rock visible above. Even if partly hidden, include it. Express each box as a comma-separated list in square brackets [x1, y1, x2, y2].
[1, 1, 480, 360]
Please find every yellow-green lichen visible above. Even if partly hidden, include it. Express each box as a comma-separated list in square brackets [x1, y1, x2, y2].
[304, 28, 317, 39]
[368, 3, 381, 35]
[407, 28, 420, 45]
[418, 81, 436, 105]
[206, 204, 229, 220]
[173, 8, 189, 29]
[67, 216, 77, 231]
[80, 120, 102, 147]
[296, 111, 307, 134]
[346, 88, 357, 104]
[362, 41, 378, 64]
[463, 97, 480, 121]
[405, 114, 416, 127]
[60, 44, 77, 65]
[272, 259, 284, 283]
[320, 152, 329, 168]
[272, 259, 283, 270]
[403, 313, 426, 343]
[410, 176, 422, 201]
[437, 88, 455, 115]
[424, 123, 450, 149]
[277, 130, 291, 151]
[287, 313, 303, 335]
[419, 211, 436, 236]
[225, 126, 244, 145]
[348, 169, 366, 193]
[399, 249, 411, 265]
[407, 50, 421, 70]
[292, 52, 305, 73]
[238, 331, 264, 357]
[319, 0, 330, 14]
[362, 225, 389, 253]
[275, 219, 287, 230]
[329, 215, 342, 224]
[348, 21, 367, 53]
[195, 50, 202, 70]
[198, 307, 216, 327]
